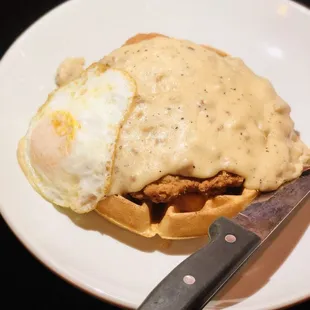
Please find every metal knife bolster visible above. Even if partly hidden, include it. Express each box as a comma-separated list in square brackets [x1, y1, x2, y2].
[138, 171, 310, 310]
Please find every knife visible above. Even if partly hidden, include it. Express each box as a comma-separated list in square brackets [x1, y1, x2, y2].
[138, 170, 310, 310]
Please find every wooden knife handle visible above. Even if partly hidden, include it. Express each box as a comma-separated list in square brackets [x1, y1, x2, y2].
[138, 217, 261, 310]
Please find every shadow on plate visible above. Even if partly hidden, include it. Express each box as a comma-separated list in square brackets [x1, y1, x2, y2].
[55, 205, 208, 255]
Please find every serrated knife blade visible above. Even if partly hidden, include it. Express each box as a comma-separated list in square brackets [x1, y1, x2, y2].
[234, 169, 310, 240]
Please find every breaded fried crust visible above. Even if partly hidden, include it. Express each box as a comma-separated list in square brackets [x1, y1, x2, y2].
[130, 171, 244, 203]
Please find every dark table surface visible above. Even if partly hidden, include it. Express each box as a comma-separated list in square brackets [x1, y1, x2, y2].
[1, 1, 310, 309]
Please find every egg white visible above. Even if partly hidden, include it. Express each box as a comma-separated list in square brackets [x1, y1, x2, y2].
[17, 63, 136, 213]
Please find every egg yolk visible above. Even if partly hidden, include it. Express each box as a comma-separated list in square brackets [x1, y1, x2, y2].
[29, 111, 80, 182]
[51, 110, 80, 141]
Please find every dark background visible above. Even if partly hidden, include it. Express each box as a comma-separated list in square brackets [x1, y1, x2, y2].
[1, 1, 309, 309]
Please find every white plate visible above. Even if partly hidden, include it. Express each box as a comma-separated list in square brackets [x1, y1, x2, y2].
[1, 0, 310, 309]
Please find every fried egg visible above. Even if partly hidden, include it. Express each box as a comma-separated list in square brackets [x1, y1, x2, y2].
[17, 63, 136, 213]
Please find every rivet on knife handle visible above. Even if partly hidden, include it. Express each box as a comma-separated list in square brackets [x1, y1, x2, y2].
[138, 217, 261, 310]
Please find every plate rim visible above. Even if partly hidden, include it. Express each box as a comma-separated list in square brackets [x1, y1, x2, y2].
[1, 0, 310, 309]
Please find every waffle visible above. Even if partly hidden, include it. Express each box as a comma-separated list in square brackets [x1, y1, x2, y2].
[96, 189, 258, 239]
[94, 33, 259, 239]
